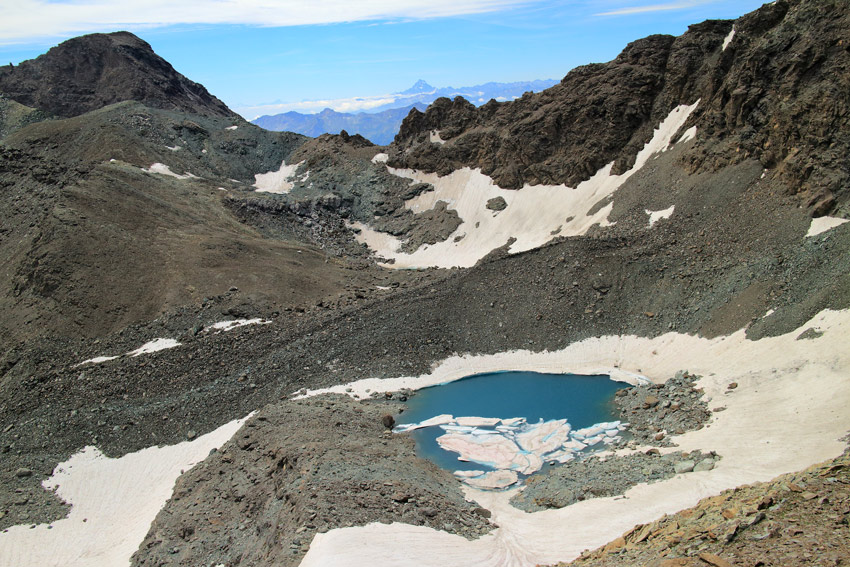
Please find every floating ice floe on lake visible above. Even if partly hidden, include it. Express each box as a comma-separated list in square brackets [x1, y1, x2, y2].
[395, 414, 626, 489]
[394, 413, 455, 432]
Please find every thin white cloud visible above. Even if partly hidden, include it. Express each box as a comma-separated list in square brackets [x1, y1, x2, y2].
[239, 94, 401, 118]
[0, 0, 531, 45]
[594, 0, 716, 16]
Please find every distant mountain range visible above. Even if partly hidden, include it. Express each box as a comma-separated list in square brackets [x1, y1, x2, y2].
[252, 79, 557, 144]
[253, 103, 428, 146]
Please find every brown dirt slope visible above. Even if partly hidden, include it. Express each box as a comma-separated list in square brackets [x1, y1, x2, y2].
[0, 102, 374, 349]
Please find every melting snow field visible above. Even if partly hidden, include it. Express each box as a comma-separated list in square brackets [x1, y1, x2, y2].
[74, 319, 270, 366]
[0, 416, 250, 567]
[298, 308, 850, 567]
[253, 160, 305, 194]
[5, 309, 849, 567]
[354, 102, 699, 268]
[429, 130, 447, 144]
[127, 338, 181, 357]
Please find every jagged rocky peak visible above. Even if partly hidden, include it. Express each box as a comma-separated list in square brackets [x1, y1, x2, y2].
[388, 0, 850, 216]
[401, 79, 436, 94]
[389, 20, 733, 189]
[0, 31, 236, 119]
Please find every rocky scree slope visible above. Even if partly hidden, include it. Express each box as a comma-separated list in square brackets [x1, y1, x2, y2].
[0, 100, 389, 351]
[0, 31, 443, 352]
[1, 1, 849, 565]
[559, 449, 850, 567]
[389, 0, 849, 219]
[0, 31, 235, 119]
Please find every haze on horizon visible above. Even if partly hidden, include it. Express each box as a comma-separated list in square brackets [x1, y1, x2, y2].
[0, 0, 769, 118]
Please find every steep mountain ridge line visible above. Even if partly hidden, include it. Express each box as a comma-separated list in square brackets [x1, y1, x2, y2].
[388, 0, 849, 217]
[251, 79, 559, 144]
[0, 31, 236, 119]
[0, 1, 848, 564]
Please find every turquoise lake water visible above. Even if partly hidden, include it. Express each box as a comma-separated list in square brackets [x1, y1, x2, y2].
[399, 371, 629, 472]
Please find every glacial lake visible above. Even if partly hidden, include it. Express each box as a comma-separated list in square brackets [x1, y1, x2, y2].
[396, 371, 630, 488]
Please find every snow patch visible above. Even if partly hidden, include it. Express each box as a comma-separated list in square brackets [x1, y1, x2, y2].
[165, 145, 181, 152]
[253, 160, 304, 194]
[722, 28, 736, 51]
[429, 130, 447, 144]
[372, 152, 389, 164]
[74, 355, 119, 367]
[208, 318, 270, 333]
[225, 125, 238, 130]
[646, 206, 675, 227]
[74, 338, 181, 366]
[806, 216, 848, 237]
[143, 163, 198, 180]
[0, 416, 249, 567]
[355, 101, 700, 269]
[677, 126, 696, 144]
[127, 338, 181, 357]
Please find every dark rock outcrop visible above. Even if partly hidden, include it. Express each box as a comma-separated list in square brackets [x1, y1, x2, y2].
[389, 29, 722, 189]
[389, 0, 850, 216]
[0, 31, 236, 119]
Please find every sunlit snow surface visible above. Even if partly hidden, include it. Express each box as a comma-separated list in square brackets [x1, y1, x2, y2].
[127, 338, 181, 357]
[806, 216, 848, 237]
[142, 163, 198, 179]
[396, 415, 624, 489]
[208, 318, 271, 332]
[0, 416, 250, 567]
[74, 338, 181, 366]
[253, 160, 305, 194]
[646, 206, 675, 227]
[355, 102, 700, 268]
[722, 28, 736, 51]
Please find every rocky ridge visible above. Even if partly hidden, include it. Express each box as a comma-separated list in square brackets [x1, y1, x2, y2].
[0, 32, 236, 119]
[389, 0, 850, 218]
[0, 2, 848, 566]
[559, 449, 850, 567]
[133, 395, 491, 567]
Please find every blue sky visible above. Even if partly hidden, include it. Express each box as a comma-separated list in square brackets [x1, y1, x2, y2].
[0, 1, 768, 118]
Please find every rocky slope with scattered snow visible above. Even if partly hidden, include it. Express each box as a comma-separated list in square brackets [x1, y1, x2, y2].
[0, 2, 848, 567]
[390, 0, 849, 220]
